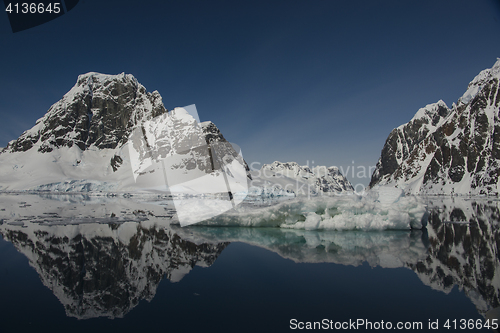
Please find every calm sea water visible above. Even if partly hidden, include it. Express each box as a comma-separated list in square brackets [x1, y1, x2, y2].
[0, 194, 498, 332]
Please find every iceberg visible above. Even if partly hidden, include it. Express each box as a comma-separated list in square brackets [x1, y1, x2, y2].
[0, 185, 427, 231]
[197, 186, 427, 230]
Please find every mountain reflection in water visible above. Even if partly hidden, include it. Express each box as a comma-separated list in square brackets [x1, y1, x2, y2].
[0, 194, 499, 331]
[420, 198, 500, 322]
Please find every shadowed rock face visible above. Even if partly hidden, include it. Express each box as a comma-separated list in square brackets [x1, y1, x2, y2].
[370, 102, 450, 185]
[6, 73, 168, 153]
[4, 73, 244, 156]
[370, 59, 500, 195]
[0, 223, 228, 319]
[201, 121, 250, 172]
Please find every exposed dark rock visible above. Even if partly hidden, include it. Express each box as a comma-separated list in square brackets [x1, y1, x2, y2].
[110, 155, 123, 172]
[201, 121, 251, 173]
[5, 73, 168, 153]
[370, 59, 500, 195]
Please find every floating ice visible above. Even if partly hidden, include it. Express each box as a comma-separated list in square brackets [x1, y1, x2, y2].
[197, 186, 427, 230]
[0, 186, 427, 231]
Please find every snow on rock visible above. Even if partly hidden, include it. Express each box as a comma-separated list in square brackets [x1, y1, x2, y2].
[459, 58, 500, 105]
[370, 58, 500, 195]
[5, 72, 166, 153]
[249, 161, 354, 197]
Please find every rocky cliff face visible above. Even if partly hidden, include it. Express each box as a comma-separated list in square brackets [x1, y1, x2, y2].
[5, 72, 167, 153]
[370, 59, 500, 195]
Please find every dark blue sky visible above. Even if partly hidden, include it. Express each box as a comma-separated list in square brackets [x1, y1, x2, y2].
[1, 0, 500, 186]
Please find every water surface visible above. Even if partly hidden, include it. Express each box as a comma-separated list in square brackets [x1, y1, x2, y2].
[0, 194, 498, 332]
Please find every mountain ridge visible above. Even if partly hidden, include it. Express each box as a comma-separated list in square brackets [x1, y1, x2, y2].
[370, 59, 500, 195]
[0, 72, 247, 192]
[0, 72, 352, 195]
[4, 72, 167, 153]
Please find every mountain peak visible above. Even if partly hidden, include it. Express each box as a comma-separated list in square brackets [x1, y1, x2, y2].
[76, 71, 137, 84]
[405, 100, 449, 126]
[370, 58, 500, 195]
[459, 59, 500, 105]
[256, 161, 354, 194]
[5, 72, 166, 153]
[0, 72, 252, 193]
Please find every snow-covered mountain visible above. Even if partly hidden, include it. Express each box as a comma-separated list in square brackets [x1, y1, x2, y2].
[249, 161, 354, 196]
[370, 59, 500, 195]
[6, 72, 167, 153]
[0, 72, 354, 199]
[0, 72, 248, 193]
